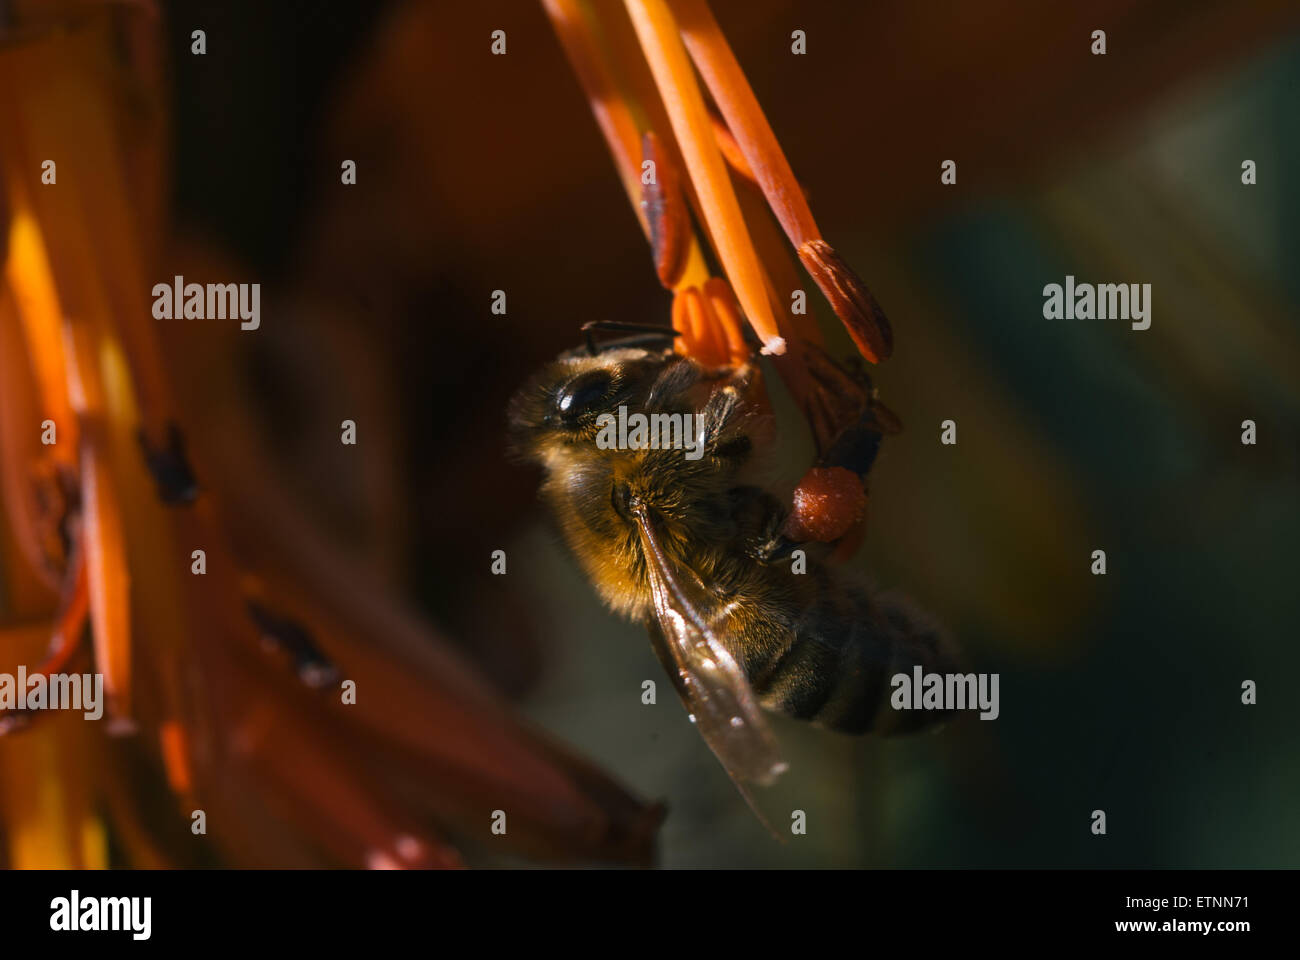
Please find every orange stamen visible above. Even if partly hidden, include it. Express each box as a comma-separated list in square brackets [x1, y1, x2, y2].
[669, 0, 892, 362]
[673, 286, 725, 367]
[669, 0, 819, 246]
[542, 0, 711, 294]
[623, 0, 784, 355]
[641, 131, 689, 288]
[798, 239, 893, 364]
[159, 721, 192, 794]
[3, 200, 79, 465]
[541, 0, 647, 228]
[62, 318, 132, 725]
[670, 287, 697, 355]
[701, 277, 749, 367]
[708, 107, 757, 186]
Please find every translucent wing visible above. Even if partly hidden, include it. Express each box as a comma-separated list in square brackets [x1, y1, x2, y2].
[632, 504, 787, 787]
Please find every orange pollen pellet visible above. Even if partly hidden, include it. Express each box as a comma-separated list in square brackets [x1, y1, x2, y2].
[783, 466, 867, 543]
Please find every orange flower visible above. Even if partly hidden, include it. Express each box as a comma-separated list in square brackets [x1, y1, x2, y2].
[0, 2, 660, 869]
[542, 0, 892, 451]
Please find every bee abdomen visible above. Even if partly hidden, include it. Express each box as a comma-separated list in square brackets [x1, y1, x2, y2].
[750, 576, 957, 735]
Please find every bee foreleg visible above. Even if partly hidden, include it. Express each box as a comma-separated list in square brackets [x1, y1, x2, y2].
[698, 373, 759, 449]
[646, 355, 702, 409]
[725, 486, 825, 566]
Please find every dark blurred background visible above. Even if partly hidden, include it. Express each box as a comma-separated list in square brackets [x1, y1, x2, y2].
[162, 0, 1300, 866]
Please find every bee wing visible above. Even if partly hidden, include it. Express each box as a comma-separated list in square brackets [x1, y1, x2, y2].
[632, 505, 788, 787]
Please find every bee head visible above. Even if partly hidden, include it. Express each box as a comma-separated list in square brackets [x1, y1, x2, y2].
[507, 347, 675, 464]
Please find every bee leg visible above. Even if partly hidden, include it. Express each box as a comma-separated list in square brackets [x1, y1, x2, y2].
[754, 533, 797, 563]
[696, 370, 756, 449]
[646, 353, 703, 409]
[801, 341, 902, 456]
[821, 417, 884, 478]
[726, 485, 822, 565]
[781, 343, 902, 549]
[581, 320, 681, 356]
[754, 529, 836, 566]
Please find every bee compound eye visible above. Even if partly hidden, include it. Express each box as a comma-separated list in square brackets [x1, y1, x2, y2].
[557, 370, 613, 419]
[611, 483, 634, 520]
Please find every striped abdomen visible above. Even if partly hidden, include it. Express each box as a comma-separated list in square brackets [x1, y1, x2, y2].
[726, 562, 957, 735]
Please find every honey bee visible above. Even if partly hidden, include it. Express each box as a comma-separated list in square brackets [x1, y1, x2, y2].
[509, 325, 956, 789]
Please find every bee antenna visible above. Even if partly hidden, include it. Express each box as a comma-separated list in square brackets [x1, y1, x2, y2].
[580, 321, 681, 356]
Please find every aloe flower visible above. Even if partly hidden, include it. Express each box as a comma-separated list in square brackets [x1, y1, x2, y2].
[0, 1, 659, 869]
